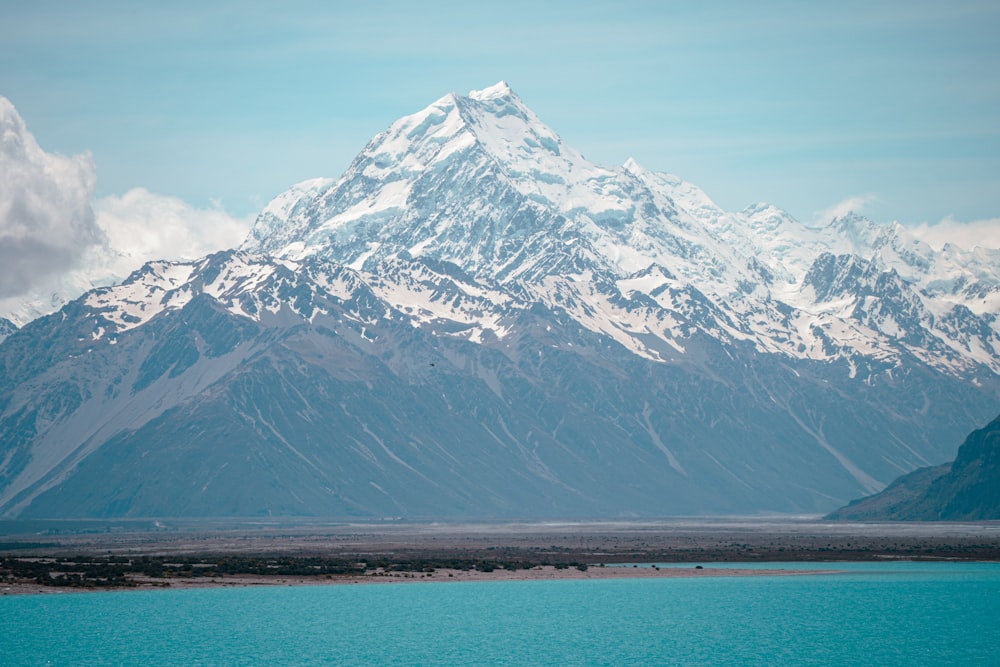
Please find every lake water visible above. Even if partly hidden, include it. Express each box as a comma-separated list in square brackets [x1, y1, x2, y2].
[2, 561, 999, 665]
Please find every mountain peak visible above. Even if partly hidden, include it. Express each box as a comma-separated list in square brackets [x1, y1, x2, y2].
[399, 82, 528, 145]
[238, 84, 1000, 377]
[622, 156, 645, 173]
[469, 81, 515, 101]
[243, 82, 620, 260]
[7, 84, 1000, 522]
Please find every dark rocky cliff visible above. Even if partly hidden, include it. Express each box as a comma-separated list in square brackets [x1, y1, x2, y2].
[828, 414, 1000, 520]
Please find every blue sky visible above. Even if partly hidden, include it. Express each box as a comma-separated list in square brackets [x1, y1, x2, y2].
[3, 0, 999, 226]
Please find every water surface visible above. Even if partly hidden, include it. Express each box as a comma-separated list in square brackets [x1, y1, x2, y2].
[3, 561, 998, 665]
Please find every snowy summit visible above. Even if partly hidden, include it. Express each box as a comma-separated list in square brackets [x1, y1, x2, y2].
[241, 83, 1000, 375]
[1, 83, 998, 521]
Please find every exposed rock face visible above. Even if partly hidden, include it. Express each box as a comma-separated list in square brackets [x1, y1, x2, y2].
[2, 83, 1000, 520]
[827, 415, 1000, 520]
[0, 318, 16, 343]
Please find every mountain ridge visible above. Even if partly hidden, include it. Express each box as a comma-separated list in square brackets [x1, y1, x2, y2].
[827, 414, 1000, 520]
[240, 83, 1000, 376]
[1, 83, 999, 519]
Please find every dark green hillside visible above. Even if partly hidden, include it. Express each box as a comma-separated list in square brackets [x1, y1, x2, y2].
[828, 414, 1000, 520]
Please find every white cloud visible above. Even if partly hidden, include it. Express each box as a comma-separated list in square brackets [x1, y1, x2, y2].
[0, 97, 253, 326]
[812, 194, 878, 224]
[909, 217, 1000, 251]
[0, 191, 254, 326]
[94, 188, 253, 276]
[0, 97, 103, 299]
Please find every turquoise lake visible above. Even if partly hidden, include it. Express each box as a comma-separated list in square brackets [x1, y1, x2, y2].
[3, 561, 999, 665]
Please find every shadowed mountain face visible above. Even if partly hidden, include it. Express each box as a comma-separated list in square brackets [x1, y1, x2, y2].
[2, 83, 999, 520]
[0, 318, 16, 344]
[827, 415, 1000, 521]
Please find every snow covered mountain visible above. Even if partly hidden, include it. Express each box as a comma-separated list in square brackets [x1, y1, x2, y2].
[1, 83, 998, 520]
[243, 81, 1000, 376]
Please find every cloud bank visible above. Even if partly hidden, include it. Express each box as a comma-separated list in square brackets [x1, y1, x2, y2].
[0, 97, 252, 325]
[909, 217, 1000, 251]
[95, 188, 252, 275]
[0, 97, 103, 299]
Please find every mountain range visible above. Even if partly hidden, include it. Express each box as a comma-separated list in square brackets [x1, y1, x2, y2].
[1, 82, 998, 519]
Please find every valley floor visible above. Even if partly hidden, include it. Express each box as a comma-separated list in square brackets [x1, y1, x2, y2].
[3, 518, 999, 594]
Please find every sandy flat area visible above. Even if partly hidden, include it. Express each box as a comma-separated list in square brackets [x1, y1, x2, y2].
[0, 564, 838, 596]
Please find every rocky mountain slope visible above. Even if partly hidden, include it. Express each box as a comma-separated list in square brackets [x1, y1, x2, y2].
[827, 414, 1000, 520]
[1, 83, 999, 519]
[0, 318, 16, 344]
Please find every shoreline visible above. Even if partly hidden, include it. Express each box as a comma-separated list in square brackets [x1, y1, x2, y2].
[0, 564, 841, 596]
[4, 518, 999, 596]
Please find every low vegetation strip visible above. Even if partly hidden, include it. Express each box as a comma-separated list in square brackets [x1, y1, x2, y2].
[0, 555, 594, 590]
[4, 522, 1000, 592]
